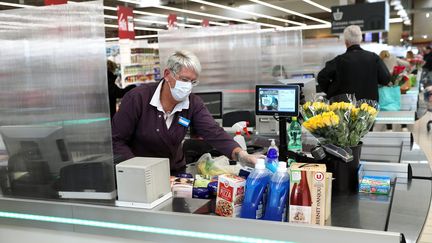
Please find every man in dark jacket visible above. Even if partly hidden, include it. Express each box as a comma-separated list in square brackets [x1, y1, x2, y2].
[317, 25, 391, 101]
[107, 60, 135, 119]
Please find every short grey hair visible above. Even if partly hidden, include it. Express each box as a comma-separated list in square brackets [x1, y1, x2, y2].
[343, 25, 362, 46]
[166, 50, 202, 76]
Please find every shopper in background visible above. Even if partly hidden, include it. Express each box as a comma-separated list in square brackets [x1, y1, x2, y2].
[111, 50, 261, 172]
[107, 60, 135, 119]
[422, 46, 432, 81]
[317, 25, 391, 101]
[379, 50, 410, 74]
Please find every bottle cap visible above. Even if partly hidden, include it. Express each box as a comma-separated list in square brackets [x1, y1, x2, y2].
[277, 162, 287, 172]
[235, 130, 241, 135]
[255, 159, 265, 170]
[269, 139, 276, 147]
[292, 117, 297, 121]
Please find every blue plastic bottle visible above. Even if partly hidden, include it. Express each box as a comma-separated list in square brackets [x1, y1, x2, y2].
[240, 159, 272, 219]
[263, 162, 290, 222]
[266, 139, 279, 173]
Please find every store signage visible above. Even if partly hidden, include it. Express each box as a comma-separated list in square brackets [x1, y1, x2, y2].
[202, 19, 209, 27]
[168, 14, 177, 29]
[117, 6, 135, 40]
[44, 0, 67, 5]
[331, 1, 389, 34]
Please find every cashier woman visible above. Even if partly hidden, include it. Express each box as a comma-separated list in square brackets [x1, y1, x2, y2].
[111, 50, 261, 172]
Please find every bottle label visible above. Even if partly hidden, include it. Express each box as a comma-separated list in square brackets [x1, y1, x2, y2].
[289, 205, 312, 224]
[256, 203, 263, 219]
[291, 170, 301, 183]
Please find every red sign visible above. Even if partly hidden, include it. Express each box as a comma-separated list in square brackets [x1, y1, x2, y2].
[44, 0, 67, 5]
[117, 6, 135, 40]
[202, 19, 209, 27]
[167, 14, 177, 29]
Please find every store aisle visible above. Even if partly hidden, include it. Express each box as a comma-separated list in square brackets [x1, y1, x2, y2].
[414, 111, 432, 243]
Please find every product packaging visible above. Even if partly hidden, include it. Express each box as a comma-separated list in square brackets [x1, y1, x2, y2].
[289, 163, 327, 225]
[359, 175, 390, 195]
[215, 174, 245, 217]
[171, 177, 194, 198]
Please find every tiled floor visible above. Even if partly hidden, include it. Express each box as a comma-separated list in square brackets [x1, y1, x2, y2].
[413, 111, 432, 243]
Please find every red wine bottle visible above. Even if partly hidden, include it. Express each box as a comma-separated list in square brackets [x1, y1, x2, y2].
[289, 171, 312, 223]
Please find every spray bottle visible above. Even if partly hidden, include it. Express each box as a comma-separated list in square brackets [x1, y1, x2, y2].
[232, 121, 249, 150]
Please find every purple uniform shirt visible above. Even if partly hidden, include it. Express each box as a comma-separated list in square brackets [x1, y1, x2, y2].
[111, 82, 240, 170]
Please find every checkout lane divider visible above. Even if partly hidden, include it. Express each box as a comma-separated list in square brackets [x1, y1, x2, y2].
[0, 211, 294, 243]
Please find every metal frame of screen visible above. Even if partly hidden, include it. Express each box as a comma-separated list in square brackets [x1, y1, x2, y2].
[193, 92, 223, 119]
[255, 85, 299, 117]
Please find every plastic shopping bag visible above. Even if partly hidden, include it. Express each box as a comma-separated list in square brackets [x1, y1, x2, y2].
[378, 86, 401, 111]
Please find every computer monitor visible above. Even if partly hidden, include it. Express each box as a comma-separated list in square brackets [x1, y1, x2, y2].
[194, 92, 223, 119]
[255, 85, 300, 117]
[0, 125, 72, 175]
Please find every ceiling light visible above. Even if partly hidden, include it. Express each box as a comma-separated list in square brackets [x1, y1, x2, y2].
[423, 35, 428, 39]
[408, 36, 413, 41]
[135, 34, 158, 39]
[427, 13, 430, 18]
[148, 3, 284, 28]
[134, 26, 166, 31]
[199, 5, 206, 11]
[105, 5, 228, 27]
[106, 37, 120, 41]
[280, 23, 331, 31]
[189, 0, 305, 26]
[400, 38, 404, 42]
[105, 24, 119, 28]
[134, 18, 200, 28]
[249, 0, 330, 25]
[138, 0, 160, 8]
[302, 0, 331, 13]
[0, 2, 35, 8]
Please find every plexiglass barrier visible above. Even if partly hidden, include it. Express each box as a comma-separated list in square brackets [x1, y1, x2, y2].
[158, 25, 304, 113]
[0, 1, 115, 200]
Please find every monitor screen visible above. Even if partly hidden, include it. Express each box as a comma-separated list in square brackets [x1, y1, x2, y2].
[291, 73, 315, 79]
[255, 85, 299, 117]
[0, 125, 72, 175]
[194, 92, 223, 119]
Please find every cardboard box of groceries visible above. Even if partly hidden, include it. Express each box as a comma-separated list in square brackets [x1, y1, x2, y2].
[289, 163, 327, 225]
[215, 174, 245, 217]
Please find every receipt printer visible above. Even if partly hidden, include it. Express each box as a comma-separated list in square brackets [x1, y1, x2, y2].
[115, 157, 172, 209]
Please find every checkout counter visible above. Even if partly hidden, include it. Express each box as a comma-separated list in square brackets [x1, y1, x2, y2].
[0, 131, 430, 243]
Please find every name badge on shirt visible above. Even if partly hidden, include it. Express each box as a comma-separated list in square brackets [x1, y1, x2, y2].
[178, 116, 190, 127]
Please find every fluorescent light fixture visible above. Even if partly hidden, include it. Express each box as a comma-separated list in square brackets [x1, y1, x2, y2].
[136, 34, 158, 39]
[302, 0, 331, 13]
[0, 2, 35, 8]
[106, 37, 120, 41]
[427, 13, 430, 18]
[116, 0, 282, 28]
[154, 5, 283, 28]
[134, 18, 200, 28]
[400, 38, 404, 42]
[189, 0, 306, 26]
[138, 0, 160, 8]
[280, 23, 331, 31]
[408, 36, 413, 41]
[105, 24, 119, 28]
[133, 10, 228, 26]
[104, 15, 118, 20]
[403, 20, 411, 25]
[389, 17, 403, 23]
[423, 35, 428, 39]
[248, 0, 330, 25]
[106, 4, 227, 26]
[134, 26, 166, 31]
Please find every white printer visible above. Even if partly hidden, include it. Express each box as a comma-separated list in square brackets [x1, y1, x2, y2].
[115, 157, 172, 209]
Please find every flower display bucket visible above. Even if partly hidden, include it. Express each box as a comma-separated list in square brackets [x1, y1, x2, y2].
[325, 142, 362, 194]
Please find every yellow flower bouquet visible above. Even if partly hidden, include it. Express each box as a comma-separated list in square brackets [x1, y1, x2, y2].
[302, 98, 379, 147]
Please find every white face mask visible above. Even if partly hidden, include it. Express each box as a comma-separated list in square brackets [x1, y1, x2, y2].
[168, 79, 192, 101]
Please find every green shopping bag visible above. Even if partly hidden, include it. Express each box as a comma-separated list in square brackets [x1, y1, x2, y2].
[378, 86, 401, 111]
